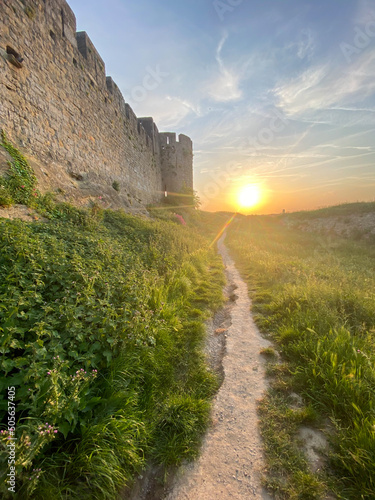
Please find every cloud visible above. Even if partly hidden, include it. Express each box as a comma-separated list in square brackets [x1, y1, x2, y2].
[273, 49, 375, 116]
[206, 33, 242, 102]
[297, 29, 315, 59]
[133, 94, 201, 130]
[355, 0, 375, 24]
[284, 28, 315, 60]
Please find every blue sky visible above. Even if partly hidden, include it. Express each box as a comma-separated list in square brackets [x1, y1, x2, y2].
[68, 0, 375, 213]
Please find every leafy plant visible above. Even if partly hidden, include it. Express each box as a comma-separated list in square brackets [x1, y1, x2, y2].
[0, 130, 39, 206]
[112, 180, 120, 192]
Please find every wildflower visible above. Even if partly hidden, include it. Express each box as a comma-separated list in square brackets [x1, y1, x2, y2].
[174, 213, 186, 225]
[47, 371, 51, 375]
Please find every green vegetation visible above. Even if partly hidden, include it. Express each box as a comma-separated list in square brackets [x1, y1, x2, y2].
[226, 214, 375, 499]
[0, 131, 39, 208]
[112, 180, 120, 192]
[0, 137, 225, 499]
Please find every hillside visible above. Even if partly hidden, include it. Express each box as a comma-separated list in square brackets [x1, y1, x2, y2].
[281, 202, 375, 241]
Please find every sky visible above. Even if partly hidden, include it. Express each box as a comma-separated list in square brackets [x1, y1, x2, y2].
[67, 0, 375, 214]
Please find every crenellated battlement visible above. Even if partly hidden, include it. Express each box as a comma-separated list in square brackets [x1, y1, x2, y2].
[76, 31, 106, 89]
[0, 0, 193, 208]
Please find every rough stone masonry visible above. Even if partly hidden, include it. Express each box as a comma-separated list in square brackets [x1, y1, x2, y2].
[0, 0, 193, 209]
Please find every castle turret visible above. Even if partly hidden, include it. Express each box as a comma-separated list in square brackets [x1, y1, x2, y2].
[159, 133, 193, 195]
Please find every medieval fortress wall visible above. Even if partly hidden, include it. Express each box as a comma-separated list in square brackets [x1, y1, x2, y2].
[0, 0, 193, 208]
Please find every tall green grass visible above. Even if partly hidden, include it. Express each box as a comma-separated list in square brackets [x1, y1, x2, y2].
[226, 214, 375, 499]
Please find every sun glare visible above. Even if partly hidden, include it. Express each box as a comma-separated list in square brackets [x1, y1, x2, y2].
[238, 184, 261, 210]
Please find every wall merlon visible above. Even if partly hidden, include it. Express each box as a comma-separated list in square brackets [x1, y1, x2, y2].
[44, 0, 77, 49]
[178, 134, 193, 147]
[76, 31, 106, 87]
[159, 132, 177, 146]
[60, 0, 77, 48]
[106, 76, 115, 94]
[137, 117, 154, 138]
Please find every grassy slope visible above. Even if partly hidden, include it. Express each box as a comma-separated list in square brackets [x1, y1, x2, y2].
[0, 211, 225, 499]
[283, 201, 375, 220]
[0, 136, 226, 499]
[226, 213, 375, 499]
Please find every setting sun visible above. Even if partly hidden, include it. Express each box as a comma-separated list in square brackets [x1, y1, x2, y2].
[238, 184, 261, 210]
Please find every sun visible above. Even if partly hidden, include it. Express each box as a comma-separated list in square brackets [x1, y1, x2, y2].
[238, 184, 261, 210]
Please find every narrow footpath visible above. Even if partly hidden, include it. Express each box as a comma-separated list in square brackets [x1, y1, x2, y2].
[164, 234, 273, 500]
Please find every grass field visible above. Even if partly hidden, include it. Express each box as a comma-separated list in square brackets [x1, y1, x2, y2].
[226, 213, 375, 499]
[2, 133, 375, 499]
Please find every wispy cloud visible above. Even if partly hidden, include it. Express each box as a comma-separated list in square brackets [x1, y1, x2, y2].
[206, 33, 242, 102]
[284, 28, 316, 60]
[297, 29, 315, 59]
[274, 49, 375, 116]
[355, 0, 375, 24]
[135, 94, 201, 129]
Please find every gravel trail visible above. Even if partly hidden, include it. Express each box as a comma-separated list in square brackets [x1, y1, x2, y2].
[164, 234, 273, 500]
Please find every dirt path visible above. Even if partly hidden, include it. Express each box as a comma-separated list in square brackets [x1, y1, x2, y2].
[164, 234, 273, 500]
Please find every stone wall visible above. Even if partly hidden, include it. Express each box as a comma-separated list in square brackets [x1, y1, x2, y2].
[0, 0, 193, 209]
